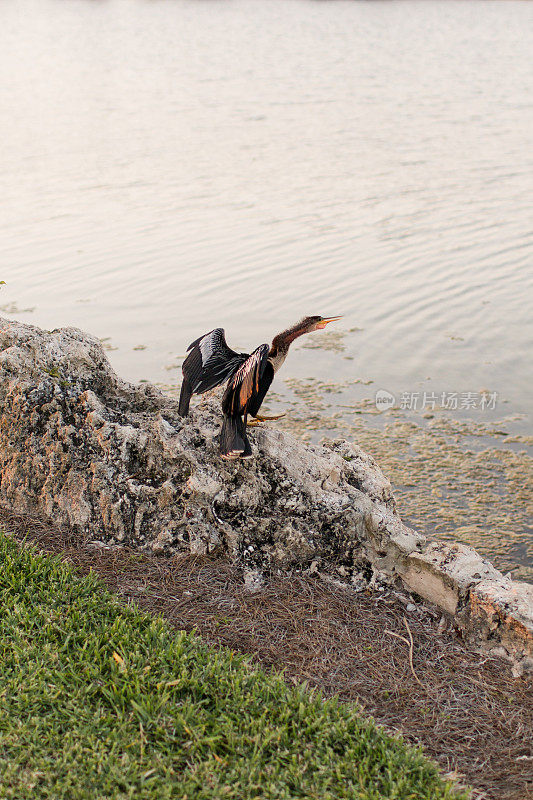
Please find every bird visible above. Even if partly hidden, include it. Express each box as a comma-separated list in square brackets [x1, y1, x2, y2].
[178, 316, 342, 459]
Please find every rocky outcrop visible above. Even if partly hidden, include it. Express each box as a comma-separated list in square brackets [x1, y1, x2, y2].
[0, 316, 531, 670]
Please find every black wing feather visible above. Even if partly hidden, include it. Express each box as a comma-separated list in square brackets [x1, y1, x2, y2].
[246, 361, 274, 418]
[179, 328, 247, 415]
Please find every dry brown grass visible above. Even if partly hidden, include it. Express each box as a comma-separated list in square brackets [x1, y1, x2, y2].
[1, 506, 531, 800]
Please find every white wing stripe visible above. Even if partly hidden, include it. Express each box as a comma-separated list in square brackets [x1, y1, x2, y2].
[199, 330, 221, 365]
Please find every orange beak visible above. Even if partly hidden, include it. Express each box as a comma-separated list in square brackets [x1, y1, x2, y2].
[316, 316, 342, 329]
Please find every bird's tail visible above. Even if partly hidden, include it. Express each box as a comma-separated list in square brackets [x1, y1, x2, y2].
[178, 378, 193, 417]
[219, 414, 252, 459]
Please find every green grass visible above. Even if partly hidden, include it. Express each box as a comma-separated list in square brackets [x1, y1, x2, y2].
[0, 532, 466, 800]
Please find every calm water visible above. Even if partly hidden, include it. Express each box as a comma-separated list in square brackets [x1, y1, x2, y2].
[1, 0, 532, 565]
[2, 0, 532, 411]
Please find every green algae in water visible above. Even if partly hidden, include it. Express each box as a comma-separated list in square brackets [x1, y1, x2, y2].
[274, 379, 533, 583]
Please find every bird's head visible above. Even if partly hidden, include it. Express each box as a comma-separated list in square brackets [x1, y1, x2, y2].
[271, 316, 342, 352]
[301, 315, 343, 332]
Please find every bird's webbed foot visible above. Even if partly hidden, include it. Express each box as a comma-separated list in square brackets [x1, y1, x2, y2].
[247, 413, 286, 427]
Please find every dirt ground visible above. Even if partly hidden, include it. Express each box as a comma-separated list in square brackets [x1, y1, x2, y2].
[1, 507, 531, 800]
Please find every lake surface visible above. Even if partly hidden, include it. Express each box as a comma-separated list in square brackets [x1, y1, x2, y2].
[1, 0, 532, 574]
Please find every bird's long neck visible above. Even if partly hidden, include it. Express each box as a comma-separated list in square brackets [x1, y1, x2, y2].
[268, 320, 309, 372]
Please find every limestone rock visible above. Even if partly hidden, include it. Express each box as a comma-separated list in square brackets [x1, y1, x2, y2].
[0, 316, 531, 662]
[0, 317, 412, 579]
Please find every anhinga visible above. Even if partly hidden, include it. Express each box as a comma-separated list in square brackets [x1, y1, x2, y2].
[179, 316, 341, 459]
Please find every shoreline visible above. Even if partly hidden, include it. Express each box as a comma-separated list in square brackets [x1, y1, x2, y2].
[0, 315, 531, 669]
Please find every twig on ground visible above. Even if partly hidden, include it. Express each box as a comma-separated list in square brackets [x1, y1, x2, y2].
[384, 617, 426, 690]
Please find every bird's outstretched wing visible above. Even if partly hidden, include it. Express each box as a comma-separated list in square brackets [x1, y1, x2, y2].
[179, 328, 246, 416]
[222, 344, 270, 418]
